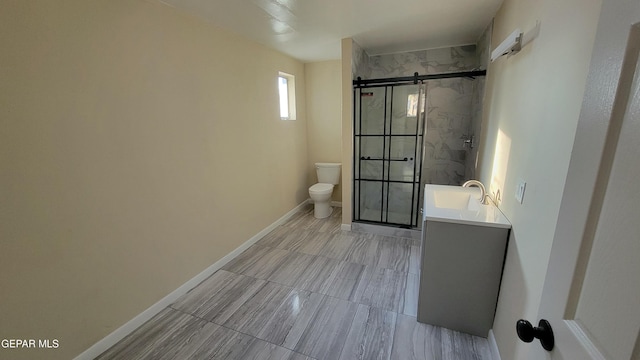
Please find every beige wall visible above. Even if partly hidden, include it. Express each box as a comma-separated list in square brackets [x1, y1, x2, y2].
[0, 1, 307, 359]
[477, 0, 601, 358]
[304, 60, 343, 202]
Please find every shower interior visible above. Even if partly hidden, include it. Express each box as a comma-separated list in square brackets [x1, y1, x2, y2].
[353, 72, 484, 229]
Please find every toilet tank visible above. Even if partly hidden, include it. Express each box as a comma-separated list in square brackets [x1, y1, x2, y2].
[315, 163, 341, 184]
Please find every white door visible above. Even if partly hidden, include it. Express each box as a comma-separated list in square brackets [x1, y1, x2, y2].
[527, 1, 640, 359]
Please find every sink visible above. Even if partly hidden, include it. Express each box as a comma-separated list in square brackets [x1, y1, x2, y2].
[423, 184, 511, 228]
[432, 190, 481, 211]
[433, 190, 470, 209]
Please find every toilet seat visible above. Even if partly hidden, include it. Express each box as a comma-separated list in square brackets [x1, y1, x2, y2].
[309, 183, 333, 195]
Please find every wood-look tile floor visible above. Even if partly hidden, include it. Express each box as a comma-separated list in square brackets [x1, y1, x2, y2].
[97, 206, 493, 360]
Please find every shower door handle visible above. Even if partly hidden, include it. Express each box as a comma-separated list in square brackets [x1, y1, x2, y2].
[360, 157, 412, 161]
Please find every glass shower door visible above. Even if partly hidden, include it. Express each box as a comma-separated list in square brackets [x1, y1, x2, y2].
[354, 83, 425, 227]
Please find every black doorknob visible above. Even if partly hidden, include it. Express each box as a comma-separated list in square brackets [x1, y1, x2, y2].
[516, 319, 554, 351]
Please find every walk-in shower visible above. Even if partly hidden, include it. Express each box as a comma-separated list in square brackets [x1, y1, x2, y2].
[353, 71, 486, 229]
[354, 83, 426, 228]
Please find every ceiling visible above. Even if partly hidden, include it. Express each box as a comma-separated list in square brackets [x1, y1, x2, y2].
[159, 0, 504, 62]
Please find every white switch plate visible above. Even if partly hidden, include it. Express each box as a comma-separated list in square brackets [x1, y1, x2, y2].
[515, 179, 526, 204]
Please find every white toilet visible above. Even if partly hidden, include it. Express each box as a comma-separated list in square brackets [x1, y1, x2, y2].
[309, 163, 341, 219]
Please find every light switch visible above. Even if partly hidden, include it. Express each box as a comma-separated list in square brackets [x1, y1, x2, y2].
[515, 179, 526, 204]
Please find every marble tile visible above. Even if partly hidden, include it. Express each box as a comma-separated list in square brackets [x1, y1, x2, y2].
[268, 251, 317, 287]
[339, 305, 396, 360]
[391, 314, 493, 360]
[367, 46, 478, 79]
[317, 232, 355, 260]
[376, 235, 412, 272]
[256, 225, 290, 248]
[293, 231, 332, 256]
[222, 281, 293, 336]
[281, 206, 313, 226]
[162, 326, 229, 360]
[239, 339, 295, 360]
[100, 313, 312, 360]
[186, 325, 251, 359]
[409, 245, 421, 274]
[195, 281, 266, 324]
[282, 207, 341, 233]
[258, 290, 324, 349]
[99, 207, 490, 360]
[317, 208, 342, 233]
[171, 269, 239, 311]
[344, 233, 380, 267]
[172, 271, 266, 324]
[294, 296, 359, 360]
[273, 228, 314, 252]
[356, 267, 408, 313]
[320, 261, 369, 301]
[403, 273, 420, 317]
[96, 308, 218, 360]
[409, 241, 422, 274]
[222, 245, 290, 279]
[293, 256, 341, 293]
[440, 327, 493, 360]
[288, 353, 317, 360]
[391, 314, 442, 360]
[353, 40, 371, 79]
[189, 326, 300, 360]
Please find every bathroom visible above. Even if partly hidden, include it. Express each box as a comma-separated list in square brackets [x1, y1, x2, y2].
[3, 1, 632, 359]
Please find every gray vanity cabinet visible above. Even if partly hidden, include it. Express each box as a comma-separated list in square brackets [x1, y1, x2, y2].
[417, 220, 509, 337]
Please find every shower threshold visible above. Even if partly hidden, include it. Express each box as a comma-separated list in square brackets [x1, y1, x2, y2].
[351, 221, 421, 240]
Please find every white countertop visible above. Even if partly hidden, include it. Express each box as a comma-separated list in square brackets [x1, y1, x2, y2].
[423, 184, 512, 229]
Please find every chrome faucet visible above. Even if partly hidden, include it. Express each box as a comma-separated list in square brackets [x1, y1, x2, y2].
[462, 180, 490, 205]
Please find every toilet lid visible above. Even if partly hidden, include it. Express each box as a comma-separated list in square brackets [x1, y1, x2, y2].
[310, 183, 333, 192]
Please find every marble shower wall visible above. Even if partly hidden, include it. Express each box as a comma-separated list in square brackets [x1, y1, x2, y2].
[366, 46, 481, 185]
[368, 45, 478, 78]
[423, 78, 473, 185]
[354, 43, 489, 226]
[352, 41, 371, 80]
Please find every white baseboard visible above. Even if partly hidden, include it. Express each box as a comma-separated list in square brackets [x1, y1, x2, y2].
[73, 200, 310, 360]
[488, 329, 501, 360]
[341, 223, 352, 231]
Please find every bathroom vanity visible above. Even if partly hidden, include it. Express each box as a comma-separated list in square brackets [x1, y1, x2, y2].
[418, 184, 511, 337]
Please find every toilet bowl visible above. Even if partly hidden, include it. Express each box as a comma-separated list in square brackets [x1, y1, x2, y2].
[308, 163, 341, 219]
[309, 183, 335, 218]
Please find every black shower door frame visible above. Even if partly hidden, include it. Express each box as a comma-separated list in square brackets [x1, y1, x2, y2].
[352, 83, 426, 228]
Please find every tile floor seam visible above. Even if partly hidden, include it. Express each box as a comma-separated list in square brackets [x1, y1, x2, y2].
[172, 276, 324, 355]
[201, 269, 414, 317]
[223, 256, 417, 284]
[334, 300, 362, 360]
[170, 303, 318, 359]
